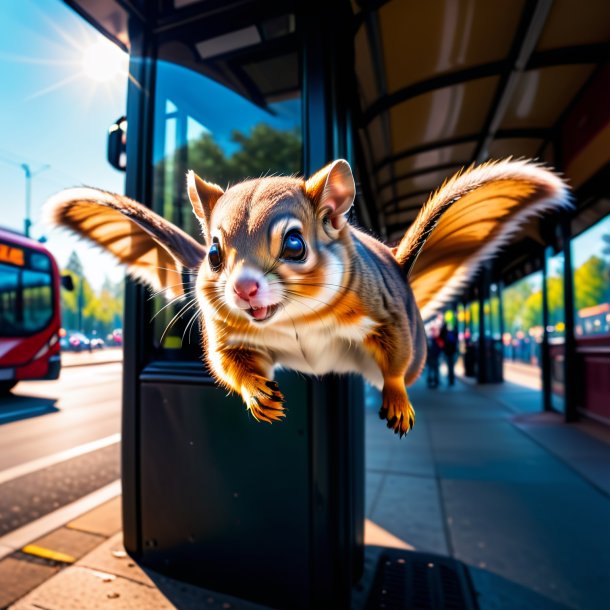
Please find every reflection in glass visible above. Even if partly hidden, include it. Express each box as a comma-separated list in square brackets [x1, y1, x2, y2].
[546, 249, 565, 412]
[502, 271, 543, 366]
[547, 251, 565, 340]
[0, 263, 53, 336]
[150, 60, 302, 359]
[572, 214, 610, 338]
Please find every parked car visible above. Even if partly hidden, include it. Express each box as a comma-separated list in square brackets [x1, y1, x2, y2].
[67, 332, 90, 352]
[106, 328, 123, 347]
[89, 337, 105, 349]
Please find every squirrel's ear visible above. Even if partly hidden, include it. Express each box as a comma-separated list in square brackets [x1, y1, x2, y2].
[305, 159, 355, 230]
[187, 170, 224, 238]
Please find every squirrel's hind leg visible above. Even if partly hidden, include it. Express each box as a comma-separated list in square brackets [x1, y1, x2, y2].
[364, 329, 416, 437]
[378, 377, 415, 437]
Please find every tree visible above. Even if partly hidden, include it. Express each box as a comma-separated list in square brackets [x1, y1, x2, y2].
[181, 123, 302, 188]
[503, 278, 537, 334]
[574, 255, 609, 311]
[521, 290, 543, 331]
[60, 251, 124, 335]
[228, 124, 302, 180]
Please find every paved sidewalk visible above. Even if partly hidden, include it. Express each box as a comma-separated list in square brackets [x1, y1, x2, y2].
[3, 376, 610, 609]
[365, 377, 610, 610]
[61, 348, 123, 368]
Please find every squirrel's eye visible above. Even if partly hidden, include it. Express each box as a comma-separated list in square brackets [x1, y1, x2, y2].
[281, 230, 306, 262]
[208, 242, 222, 271]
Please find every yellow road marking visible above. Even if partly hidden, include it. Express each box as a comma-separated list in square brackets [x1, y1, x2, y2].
[21, 544, 76, 564]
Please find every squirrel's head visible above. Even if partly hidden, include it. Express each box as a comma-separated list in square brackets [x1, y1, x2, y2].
[188, 159, 356, 326]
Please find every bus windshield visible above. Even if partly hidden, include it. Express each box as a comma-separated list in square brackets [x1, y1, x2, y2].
[0, 245, 54, 337]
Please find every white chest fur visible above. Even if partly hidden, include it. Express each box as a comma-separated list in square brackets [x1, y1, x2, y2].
[225, 317, 384, 388]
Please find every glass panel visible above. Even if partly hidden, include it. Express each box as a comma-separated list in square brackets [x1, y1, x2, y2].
[0, 257, 53, 337]
[572, 214, 610, 338]
[502, 271, 543, 366]
[489, 283, 502, 340]
[463, 299, 479, 377]
[469, 300, 480, 341]
[150, 56, 302, 360]
[547, 250, 565, 412]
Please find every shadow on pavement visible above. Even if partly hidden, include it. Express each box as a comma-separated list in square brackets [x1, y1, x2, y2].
[0, 394, 59, 425]
[468, 565, 576, 610]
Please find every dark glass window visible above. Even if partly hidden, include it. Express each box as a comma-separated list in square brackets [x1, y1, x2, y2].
[502, 271, 543, 366]
[572, 214, 610, 338]
[149, 23, 302, 361]
[0, 255, 53, 337]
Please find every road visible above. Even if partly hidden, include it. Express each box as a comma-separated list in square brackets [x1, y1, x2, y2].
[0, 361, 121, 472]
[0, 362, 122, 538]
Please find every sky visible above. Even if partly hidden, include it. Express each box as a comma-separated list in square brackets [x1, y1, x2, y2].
[0, 0, 128, 290]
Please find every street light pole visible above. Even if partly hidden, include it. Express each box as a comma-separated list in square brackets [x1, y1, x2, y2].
[21, 163, 50, 237]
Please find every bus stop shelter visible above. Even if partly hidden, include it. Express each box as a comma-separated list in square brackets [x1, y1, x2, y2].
[50, 1, 610, 608]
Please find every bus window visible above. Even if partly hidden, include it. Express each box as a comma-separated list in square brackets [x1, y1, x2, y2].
[0, 260, 53, 336]
[149, 40, 302, 361]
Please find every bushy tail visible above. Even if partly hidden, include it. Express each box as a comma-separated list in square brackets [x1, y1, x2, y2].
[393, 158, 572, 319]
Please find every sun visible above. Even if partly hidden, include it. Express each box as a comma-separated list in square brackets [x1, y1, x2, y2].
[81, 39, 128, 82]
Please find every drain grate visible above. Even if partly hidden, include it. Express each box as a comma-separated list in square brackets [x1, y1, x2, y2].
[365, 549, 479, 610]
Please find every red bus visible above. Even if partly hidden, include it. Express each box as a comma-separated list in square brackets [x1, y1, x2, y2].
[0, 228, 65, 394]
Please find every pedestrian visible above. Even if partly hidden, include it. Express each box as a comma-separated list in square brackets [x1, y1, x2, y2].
[426, 326, 442, 388]
[440, 323, 458, 385]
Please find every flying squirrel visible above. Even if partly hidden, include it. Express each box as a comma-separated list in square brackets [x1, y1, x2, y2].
[45, 158, 571, 436]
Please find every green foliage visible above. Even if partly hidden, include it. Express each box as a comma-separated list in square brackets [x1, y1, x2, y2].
[574, 255, 608, 311]
[503, 278, 536, 334]
[153, 122, 301, 241]
[521, 290, 543, 330]
[60, 250, 123, 336]
[182, 123, 302, 188]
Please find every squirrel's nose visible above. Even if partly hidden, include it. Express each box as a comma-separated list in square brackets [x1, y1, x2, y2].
[234, 278, 259, 301]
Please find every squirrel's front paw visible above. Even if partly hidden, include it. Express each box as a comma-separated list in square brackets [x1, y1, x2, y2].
[241, 375, 285, 423]
[378, 381, 415, 438]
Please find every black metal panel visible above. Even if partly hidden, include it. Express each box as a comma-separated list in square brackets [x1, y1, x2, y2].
[137, 372, 311, 608]
[132, 369, 363, 609]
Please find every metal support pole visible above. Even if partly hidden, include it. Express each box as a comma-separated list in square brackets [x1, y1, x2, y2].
[561, 218, 577, 422]
[477, 271, 487, 383]
[496, 279, 505, 383]
[541, 247, 552, 411]
[21, 163, 49, 238]
[22, 164, 31, 237]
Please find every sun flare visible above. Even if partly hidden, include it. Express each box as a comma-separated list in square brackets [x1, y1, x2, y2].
[81, 40, 127, 82]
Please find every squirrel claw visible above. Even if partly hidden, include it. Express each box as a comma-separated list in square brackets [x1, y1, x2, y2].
[379, 382, 415, 438]
[243, 376, 286, 423]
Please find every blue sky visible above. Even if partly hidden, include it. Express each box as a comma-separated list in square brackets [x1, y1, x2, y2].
[0, 0, 127, 290]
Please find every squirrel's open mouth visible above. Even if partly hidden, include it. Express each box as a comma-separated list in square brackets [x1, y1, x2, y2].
[247, 303, 279, 323]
